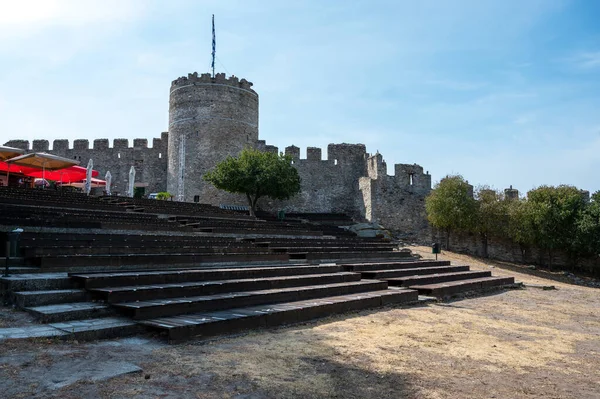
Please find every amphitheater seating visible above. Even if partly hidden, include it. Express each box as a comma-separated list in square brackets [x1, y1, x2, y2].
[0, 186, 516, 343]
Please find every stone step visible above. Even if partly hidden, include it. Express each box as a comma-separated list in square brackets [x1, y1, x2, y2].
[114, 280, 389, 320]
[141, 288, 419, 343]
[91, 272, 362, 303]
[304, 251, 412, 261]
[13, 289, 88, 308]
[342, 260, 450, 272]
[1, 273, 77, 294]
[49, 317, 146, 341]
[35, 252, 290, 268]
[72, 264, 344, 289]
[386, 271, 492, 287]
[25, 302, 116, 323]
[410, 276, 516, 297]
[361, 265, 470, 279]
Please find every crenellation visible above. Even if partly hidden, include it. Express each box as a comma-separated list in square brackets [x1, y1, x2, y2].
[133, 139, 148, 149]
[52, 140, 69, 151]
[264, 145, 278, 154]
[93, 139, 109, 150]
[73, 139, 89, 151]
[367, 153, 387, 179]
[32, 140, 49, 152]
[285, 145, 300, 160]
[170, 72, 255, 93]
[113, 139, 129, 149]
[327, 143, 367, 164]
[504, 185, 519, 200]
[306, 147, 322, 161]
[4, 140, 29, 150]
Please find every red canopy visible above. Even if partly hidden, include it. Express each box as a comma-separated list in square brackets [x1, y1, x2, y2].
[0, 163, 98, 182]
[25, 165, 99, 183]
[0, 161, 39, 175]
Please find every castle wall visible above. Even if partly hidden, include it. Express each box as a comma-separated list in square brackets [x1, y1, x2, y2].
[4, 135, 168, 195]
[259, 144, 368, 219]
[167, 72, 259, 204]
[359, 154, 432, 240]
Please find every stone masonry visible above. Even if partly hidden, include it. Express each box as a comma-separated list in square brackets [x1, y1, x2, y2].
[4, 72, 432, 238]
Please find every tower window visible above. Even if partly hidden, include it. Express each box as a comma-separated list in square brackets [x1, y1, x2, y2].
[409, 173, 414, 185]
[159, 153, 162, 159]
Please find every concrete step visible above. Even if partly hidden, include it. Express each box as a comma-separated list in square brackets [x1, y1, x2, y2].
[114, 280, 389, 320]
[91, 272, 362, 303]
[361, 265, 470, 279]
[410, 276, 516, 297]
[13, 289, 87, 308]
[386, 271, 492, 287]
[72, 264, 344, 289]
[342, 260, 451, 272]
[141, 288, 419, 343]
[25, 302, 116, 323]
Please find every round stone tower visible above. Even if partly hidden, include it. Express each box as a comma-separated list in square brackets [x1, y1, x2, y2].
[167, 72, 259, 203]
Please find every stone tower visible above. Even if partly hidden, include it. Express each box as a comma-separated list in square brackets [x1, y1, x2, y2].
[167, 72, 259, 202]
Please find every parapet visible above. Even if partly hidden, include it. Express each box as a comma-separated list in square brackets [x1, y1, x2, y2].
[306, 147, 322, 161]
[113, 139, 129, 149]
[93, 139, 109, 150]
[32, 140, 49, 151]
[394, 163, 431, 191]
[3, 140, 29, 150]
[171, 72, 256, 92]
[504, 185, 519, 200]
[327, 143, 367, 164]
[53, 140, 69, 151]
[73, 139, 89, 150]
[133, 139, 148, 148]
[285, 145, 300, 160]
[367, 153, 387, 179]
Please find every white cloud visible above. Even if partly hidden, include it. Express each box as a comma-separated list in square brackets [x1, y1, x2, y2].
[0, 0, 143, 34]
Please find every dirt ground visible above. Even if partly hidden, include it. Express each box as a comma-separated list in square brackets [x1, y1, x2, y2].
[1, 249, 599, 399]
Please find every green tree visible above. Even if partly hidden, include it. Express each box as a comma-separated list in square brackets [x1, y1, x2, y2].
[526, 185, 587, 268]
[475, 187, 509, 257]
[203, 148, 301, 217]
[156, 192, 173, 201]
[425, 175, 478, 249]
[505, 198, 536, 262]
[575, 191, 600, 267]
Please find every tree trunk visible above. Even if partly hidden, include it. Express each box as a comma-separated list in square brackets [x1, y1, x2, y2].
[481, 233, 489, 258]
[446, 228, 451, 250]
[246, 193, 256, 218]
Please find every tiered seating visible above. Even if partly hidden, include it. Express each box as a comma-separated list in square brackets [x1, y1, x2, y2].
[0, 186, 516, 343]
[342, 260, 515, 298]
[2, 264, 417, 342]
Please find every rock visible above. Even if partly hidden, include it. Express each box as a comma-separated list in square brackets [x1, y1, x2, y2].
[348, 222, 392, 240]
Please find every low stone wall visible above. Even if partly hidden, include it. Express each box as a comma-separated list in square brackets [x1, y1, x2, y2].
[432, 229, 600, 276]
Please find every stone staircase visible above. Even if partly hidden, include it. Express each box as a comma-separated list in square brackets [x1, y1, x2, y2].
[342, 260, 515, 297]
[1, 259, 515, 343]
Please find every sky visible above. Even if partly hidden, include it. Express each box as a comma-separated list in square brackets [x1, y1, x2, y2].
[0, 0, 599, 194]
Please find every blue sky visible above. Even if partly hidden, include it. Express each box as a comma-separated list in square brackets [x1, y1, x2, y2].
[1, 0, 599, 194]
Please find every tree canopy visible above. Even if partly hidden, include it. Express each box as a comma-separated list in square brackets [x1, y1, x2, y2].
[425, 175, 478, 248]
[203, 148, 301, 217]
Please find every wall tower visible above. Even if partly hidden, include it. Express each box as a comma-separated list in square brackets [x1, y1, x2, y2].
[167, 72, 259, 202]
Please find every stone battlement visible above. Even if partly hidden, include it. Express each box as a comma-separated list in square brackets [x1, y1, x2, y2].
[5, 133, 168, 151]
[283, 144, 367, 163]
[171, 72, 255, 92]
